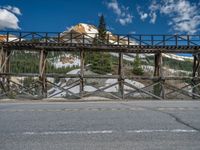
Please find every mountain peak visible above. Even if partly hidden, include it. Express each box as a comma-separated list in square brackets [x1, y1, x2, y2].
[67, 23, 98, 34]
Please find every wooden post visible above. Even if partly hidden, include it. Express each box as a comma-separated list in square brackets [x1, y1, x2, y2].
[118, 52, 124, 99]
[80, 49, 84, 98]
[160, 53, 165, 99]
[0, 46, 5, 73]
[192, 54, 200, 99]
[39, 49, 48, 98]
[198, 54, 200, 78]
[0, 46, 6, 95]
[192, 55, 197, 99]
[154, 52, 164, 99]
[0, 47, 11, 96]
[6, 50, 11, 91]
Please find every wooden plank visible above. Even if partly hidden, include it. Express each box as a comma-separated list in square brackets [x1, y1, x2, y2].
[83, 82, 121, 100]
[124, 81, 161, 98]
[165, 83, 200, 99]
[124, 82, 163, 100]
[47, 80, 80, 98]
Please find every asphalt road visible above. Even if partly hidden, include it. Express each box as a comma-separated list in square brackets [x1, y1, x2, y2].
[0, 100, 200, 150]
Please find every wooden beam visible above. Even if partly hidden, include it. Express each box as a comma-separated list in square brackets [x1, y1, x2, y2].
[153, 53, 165, 99]
[39, 49, 48, 98]
[0, 46, 7, 96]
[124, 82, 163, 100]
[5, 50, 11, 91]
[0, 47, 11, 97]
[80, 49, 84, 98]
[192, 54, 200, 99]
[118, 52, 124, 99]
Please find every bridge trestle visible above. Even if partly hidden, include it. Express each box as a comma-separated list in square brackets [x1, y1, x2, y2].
[0, 31, 200, 100]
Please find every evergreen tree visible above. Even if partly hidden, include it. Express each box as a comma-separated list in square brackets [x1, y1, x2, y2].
[98, 14, 106, 42]
[85, 14, 112, 74]
[132, 54, 144, 75]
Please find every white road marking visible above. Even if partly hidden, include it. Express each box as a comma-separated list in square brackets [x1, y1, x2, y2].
[126, 129, 197, 133]
[22, 129, 198, 135]
[23, 130, 114, 135]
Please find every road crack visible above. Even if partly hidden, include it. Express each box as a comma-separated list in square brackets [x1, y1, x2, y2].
[158, 110, 200, 132]
[120, 102, 200, 132]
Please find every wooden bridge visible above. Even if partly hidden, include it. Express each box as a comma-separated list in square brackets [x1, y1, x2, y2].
[0, 31, 200, 100]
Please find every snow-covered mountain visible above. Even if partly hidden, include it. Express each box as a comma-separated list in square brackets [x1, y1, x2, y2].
[61, 23, 137, 45]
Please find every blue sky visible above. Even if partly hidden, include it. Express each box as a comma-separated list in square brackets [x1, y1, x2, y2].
[0, 0, 200, 34]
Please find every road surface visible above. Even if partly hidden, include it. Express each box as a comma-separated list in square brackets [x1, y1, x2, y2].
[0, 100, 200, 150]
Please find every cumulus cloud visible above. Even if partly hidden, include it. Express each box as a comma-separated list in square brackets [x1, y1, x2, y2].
[0, 5, 21, 30]
[160, 0, 200, 34]
[137, 6, 148, 21]
[106, 0, 133, 25]
[149, 12, 157, 24]
[3, 5, 21, 15]
[138, 0, 200, 34]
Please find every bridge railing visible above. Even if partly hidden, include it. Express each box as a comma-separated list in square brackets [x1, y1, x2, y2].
[0, 31, 200, 46]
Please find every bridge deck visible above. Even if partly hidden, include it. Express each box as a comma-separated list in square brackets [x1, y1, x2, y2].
[0, 31, 200, 53]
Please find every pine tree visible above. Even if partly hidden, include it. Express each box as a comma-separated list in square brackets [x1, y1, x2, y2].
[98, 14, 106, 42]
[85, 14, 112, 74]
[132, 54, 144, 75]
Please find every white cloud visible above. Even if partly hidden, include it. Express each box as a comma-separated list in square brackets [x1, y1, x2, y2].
[106, 0, 133, 25]
[149, 12, 157, 24]
[148, 0, 159, 24]
[137, 6, 148, 21]
[0, 6, 21, 30]
[118, 14, 133, 25]
[107, 0, 121, 16]
[3, 5, 21, 15]
[139, 0, 200, 34]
